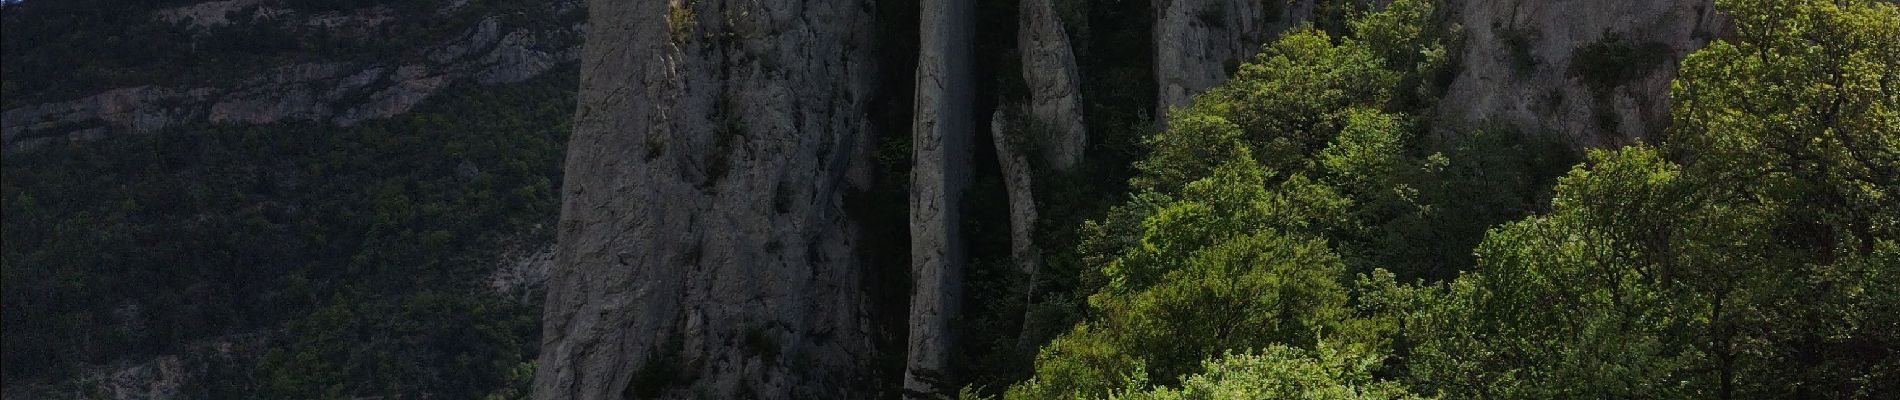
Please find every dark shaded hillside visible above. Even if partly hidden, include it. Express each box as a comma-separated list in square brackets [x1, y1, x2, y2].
[0, 0, 566, 108]
[3, 57, 573, 400]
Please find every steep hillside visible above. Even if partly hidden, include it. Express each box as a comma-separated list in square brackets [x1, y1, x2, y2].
[1, 0, 580, 397]
[6, 0, 1891, 399]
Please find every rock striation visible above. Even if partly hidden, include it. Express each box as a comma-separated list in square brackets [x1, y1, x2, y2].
[1, 2, 583, 153]
[1018, 0, 1088, 171]
[1436, 0, 1729, 147]
[1152, 0, 1315, 121]
[990, 107, 1045, 328]
[532, 0, 882, 398]
[905, 0, 978, 396]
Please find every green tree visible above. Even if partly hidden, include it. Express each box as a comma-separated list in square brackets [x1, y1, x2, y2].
[1399, 146, 1702, 399]
[1393, 1, 1900, 397]
[1116, 344, 1422, 400]
[1010, 152, 1354, 398]
[1011, 3, 1447, 396]
[1664, 0, 1899, 396]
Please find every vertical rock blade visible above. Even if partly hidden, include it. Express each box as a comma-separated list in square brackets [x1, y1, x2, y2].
[990, 107, 1045, 338]
[1019, 0, 1088, 171]
[906, 0, 977, 395]
[535, 0, 880, 398]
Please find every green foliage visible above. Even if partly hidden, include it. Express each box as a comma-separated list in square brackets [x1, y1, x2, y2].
[1400, 146, 1703, 399]
[1010, 3, 1464, 397]
[1197, 28, 1399, 175]
[1670, 0, 1899, 252]
[1011, 154, 1357, 399]
[259, 290, 540, 398]
[667, 0, 699, 45]
[1115, 345, 1423, 400]
[1391, 2, 1900, 397]
[1011, 1, 1896, 400]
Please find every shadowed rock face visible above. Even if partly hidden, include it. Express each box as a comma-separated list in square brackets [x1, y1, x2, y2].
[1019, 0, 1087, 171]
[1437, 0, 1729, 147]
[905, 0, 976, 396]
[533, 0, 882, 398]
[1152, 0, 1315, 122]
[1, 2, 583, 153]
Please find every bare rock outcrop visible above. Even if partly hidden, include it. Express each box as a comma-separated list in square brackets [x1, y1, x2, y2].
[2, 3, 583, 153]
[2, 334, 269, 400]
[990, 107, 1045, 327]
[532, 0, 881, 398]
[1152, 0, 1315, 120]
[1018, 0, 1087, 171]
[1437, 0, 1729, 147]
[905, 0, 977, 396]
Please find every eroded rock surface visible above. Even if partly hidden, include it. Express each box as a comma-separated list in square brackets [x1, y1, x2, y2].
[1, 2, 583, 153]
[1018, 0, 1087, 171]
[990, 107, 1045, 324]
[905, 0, 977, 396]
[533, 0, 881, 398]
[1152, 0, 1315, 120]
[1437, 0, 1729, 147]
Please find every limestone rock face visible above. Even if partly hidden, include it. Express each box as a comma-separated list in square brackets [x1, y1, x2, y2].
[1, 3, 583, 153]
[1018, 0, 1087, 171]
[1152, 0, 1315, 120]
[1437, 0, 1729, 147]
[532, 0, 881, 398]
[990, 107, 1044, 315]
[906, 0, 977, 395]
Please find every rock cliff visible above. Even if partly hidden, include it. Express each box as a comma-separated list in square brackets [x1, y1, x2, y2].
[532, 0, 882, 398]
[904, 0, 978, 396]
[990, 107, 1045, 326]
[1, 1, 582, 153]
[1019, 0, 1088, 171]
[1152, 0, 1315, 121]
[1437, 0, 1730, 147]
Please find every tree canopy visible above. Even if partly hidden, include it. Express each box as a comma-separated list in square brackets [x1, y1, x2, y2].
[992, 0, 1899, 399]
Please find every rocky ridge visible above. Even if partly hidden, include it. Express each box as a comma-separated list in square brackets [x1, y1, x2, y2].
[0, 0, 583, 153]
[532, 0, 883, 398]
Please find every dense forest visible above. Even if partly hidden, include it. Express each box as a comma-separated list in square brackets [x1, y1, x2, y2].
[2, 0, 1895, 398]
[2, 69, 570, 396]
[974, 0, 1899, 398]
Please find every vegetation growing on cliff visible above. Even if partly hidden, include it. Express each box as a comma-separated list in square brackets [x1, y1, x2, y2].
[983, 0, 1899, 398]
[2, 0, 1893, 398]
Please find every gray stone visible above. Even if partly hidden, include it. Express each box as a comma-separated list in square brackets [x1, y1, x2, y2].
[990, 107, 1045, 331]
[532, 0, 881, 398]
[1018, 0, 1087, 171]
[1152, 0, 1315, 122]
[1437, 0, 1728, 147]
[905, 0, 977, 396]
